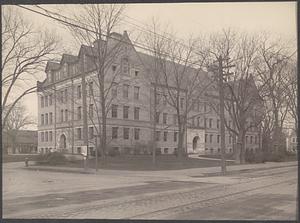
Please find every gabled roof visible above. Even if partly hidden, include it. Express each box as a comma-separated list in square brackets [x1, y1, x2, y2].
[61, 54, 78, 64]
[45, 61, 60, 72]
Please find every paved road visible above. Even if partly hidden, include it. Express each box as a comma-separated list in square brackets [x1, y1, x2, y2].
[3, 162, 297, 220]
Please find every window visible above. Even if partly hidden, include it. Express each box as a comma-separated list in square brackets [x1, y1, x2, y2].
[77, 128, 82, 140]
[163, 95, 167, 106]
[77, 85, 82, 99]
[77, 107, 82, 120]
[210, 134, 213, 143]
[45, 113, 48, 125]
[210, 148, 213, 154]
[204, 118, 207, 128]
[180, 98, 184, 108]
[250, 136, 253, 144]
[60, 90, 64, 103]
[217, 135, 220, 143]
[122, 58, 129, 75]
[41, 96, 44, 108]
[123, 128, 129, 140]
[156, 131, 160, 141]
[255, 136, 257, 144]
[111, 65, 117, 73]
[60, 110, 64, 123]
[246, 136, 248, 144]
[191, 117, 195, 126]
[89, 81, 93, 96]
[134, 128, 140, 140]
[204, 102, 207, 112]
[174, 132, 178, 142]
[197, 117, 200, 127]
[63, 89, 67, 103]
[156, 112, 160, 124]
[41, 132, 44, 142]
[112, 104, 118, 118]
[217, 119, 220, 129]
[45, 96, 48, 107]
[218, 148, 221, 153]
[192, 99, 196, 111]
[205, 134, 207, 143]
[164, 148, 169, 154]
[41, 114, 44, 125]
[45, 132, 48, 142]
[112, 82, 118, 98]
[89, 127, 94, 139]
[49, 112, 53, 124]
[49, 131, 53, 141]
[112, 127, 118, 139]
[77, 147, 81, 154]
[209, 119, 213, 128]
[49, 94, 53, 106]
[65, 109, 68, 122]
[173, 114, 177, 125]
[229, 135, 232, 144]
[156, 93, 161, 104]
[123, 106, 129, 119]
[135, 70, 139, 76]
[134, 86, 140, 100]
[123, 84, 129, 98]
[163, 132, 168, 141]
[89, 104, 94, 118]
[163, 113, 167, 124]
[134, 107, 140, 120]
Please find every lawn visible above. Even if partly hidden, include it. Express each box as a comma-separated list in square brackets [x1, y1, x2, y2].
[3, 154, 39, 163]
[47, 154, 236, 171]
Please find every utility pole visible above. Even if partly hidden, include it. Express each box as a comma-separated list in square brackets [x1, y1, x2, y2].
[82, 71, 89, 170]
[218, 56, 227, 175]
[210, 56, 234, 175]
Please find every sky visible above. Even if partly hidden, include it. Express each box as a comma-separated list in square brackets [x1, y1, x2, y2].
[4, 2, 297, 130]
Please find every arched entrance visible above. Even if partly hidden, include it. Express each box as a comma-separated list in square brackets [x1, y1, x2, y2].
[59, 134, 66, 150]
[192, 136, 200, 151]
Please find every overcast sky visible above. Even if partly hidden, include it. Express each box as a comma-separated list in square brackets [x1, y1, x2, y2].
[6, 2, 296, 130]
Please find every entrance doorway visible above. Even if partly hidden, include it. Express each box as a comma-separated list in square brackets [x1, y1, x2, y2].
[59, 134, 66, 150]
[192, 136, 200, 152]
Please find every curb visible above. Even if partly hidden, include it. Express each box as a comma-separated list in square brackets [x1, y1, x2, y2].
[24, 166, 95, 174]
[22, 162, 297, 175]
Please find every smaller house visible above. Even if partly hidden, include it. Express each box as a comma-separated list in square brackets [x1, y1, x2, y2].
[285, 128, 297, 154]
[3, 130, 38, 154]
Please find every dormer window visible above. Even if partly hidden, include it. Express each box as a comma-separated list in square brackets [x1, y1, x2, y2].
[51, 71, 55, 83]
[63, 64, 68, 77]
[122, 58, 129, 75]
[112, 65, 117, 72]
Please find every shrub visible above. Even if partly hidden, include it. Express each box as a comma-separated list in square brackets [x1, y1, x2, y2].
[35, 152, 67, 165]
[108, 148, 120, 157]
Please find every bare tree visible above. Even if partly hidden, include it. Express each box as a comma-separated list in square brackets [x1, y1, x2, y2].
[62, 4, 126, 164]
[255, 35, 296, 154]
[206, 29, 264, 164]
[3, 102, 35, 154]
[154, 36, 210, 160]
[2, 6, 59, 129]
[140, 18, 172, 164]
[284, 60, 297, 132]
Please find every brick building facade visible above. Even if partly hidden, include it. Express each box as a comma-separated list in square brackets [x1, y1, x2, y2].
[37, 31, 260, 156]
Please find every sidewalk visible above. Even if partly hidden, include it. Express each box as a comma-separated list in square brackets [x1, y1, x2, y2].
[24, 161, 297, 177]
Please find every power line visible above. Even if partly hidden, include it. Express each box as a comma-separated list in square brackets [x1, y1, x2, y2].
[18, 5, 207, 69]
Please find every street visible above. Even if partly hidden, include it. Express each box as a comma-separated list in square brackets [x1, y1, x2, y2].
[3, 162, 298, 220]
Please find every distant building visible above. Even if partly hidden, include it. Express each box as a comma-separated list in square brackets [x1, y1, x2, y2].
[285, 128, 297, 153]
[3, 130, 38, 154]
[37, 31, 261, 156]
